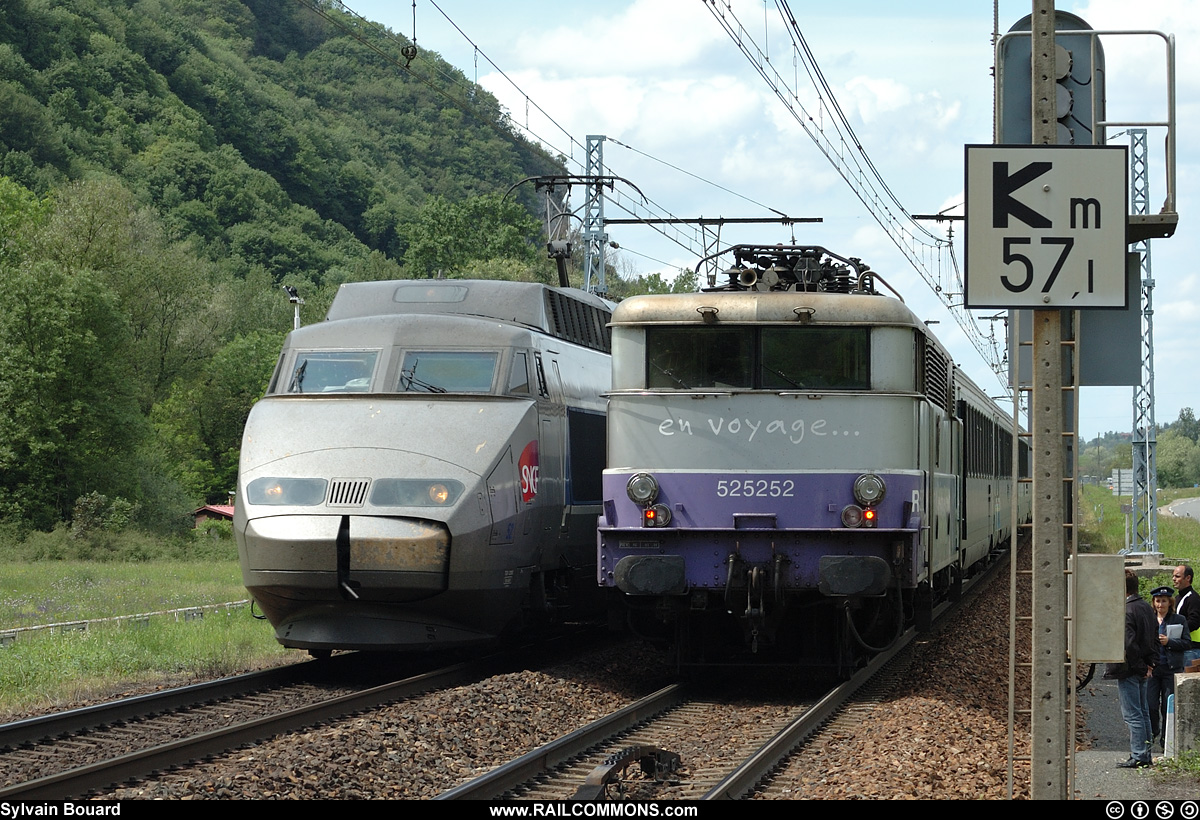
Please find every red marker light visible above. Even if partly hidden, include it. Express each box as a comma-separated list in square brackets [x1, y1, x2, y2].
[643, 507, 657, 527]
[863, 508, 877, 528]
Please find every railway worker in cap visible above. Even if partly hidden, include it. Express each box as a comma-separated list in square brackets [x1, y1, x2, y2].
[1173, 565, 1200, 667]
[1103, 569, 1158, 769]
[1147, 585, 1190, 751]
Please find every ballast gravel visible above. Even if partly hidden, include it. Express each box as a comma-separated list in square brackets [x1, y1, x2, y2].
[67, 551, 1198, 799]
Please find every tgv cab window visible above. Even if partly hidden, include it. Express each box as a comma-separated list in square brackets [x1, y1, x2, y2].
[508, 351, 531, 395]
[645, 326, 869, 390]
[398, 351, 499, 393]
[285, 351, 378, 393]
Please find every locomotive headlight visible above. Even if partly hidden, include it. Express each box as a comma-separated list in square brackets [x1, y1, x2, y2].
[247, 477, 328, 506]
[626, 473, 659, 505]
[853, 473, 886, 507]
[428, 483, 451, 505]
[643, 503, 672, 528]
[841, 504, 865, 528]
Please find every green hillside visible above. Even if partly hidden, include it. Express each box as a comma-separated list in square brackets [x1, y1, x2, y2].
[0, 0, 570, 536]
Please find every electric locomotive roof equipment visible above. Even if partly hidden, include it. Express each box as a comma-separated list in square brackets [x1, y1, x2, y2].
[700, 243, 902, 298]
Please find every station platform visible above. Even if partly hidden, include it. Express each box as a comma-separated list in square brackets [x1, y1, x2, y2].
[1075, 673, 1198, 800]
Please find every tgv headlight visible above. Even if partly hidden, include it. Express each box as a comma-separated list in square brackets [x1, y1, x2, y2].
[370, 479, 465, 507]
[626, 473, 659, 505]
[853, 473, 886, 507]
[247, 477, 328, 506]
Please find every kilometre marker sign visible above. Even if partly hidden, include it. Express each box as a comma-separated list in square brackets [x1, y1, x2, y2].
[964, 144, 1128, 309]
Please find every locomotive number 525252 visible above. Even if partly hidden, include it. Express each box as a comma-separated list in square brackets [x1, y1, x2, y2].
[715, 479, 795, 498]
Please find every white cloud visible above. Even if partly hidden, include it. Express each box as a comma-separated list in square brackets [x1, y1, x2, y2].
[354, 0, 1199, 432]
[507, 0, 727, 76]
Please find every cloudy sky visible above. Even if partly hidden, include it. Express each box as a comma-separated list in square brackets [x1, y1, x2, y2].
[346, 0, 1197, 442]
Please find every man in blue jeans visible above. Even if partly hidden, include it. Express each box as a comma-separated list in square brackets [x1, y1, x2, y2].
[1104, 570, 1158, 768]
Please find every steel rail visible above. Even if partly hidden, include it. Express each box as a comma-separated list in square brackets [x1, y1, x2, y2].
[705, 549, 1009, 799]
[701, 626, 916, 799]
[3, 662, 487, 801]
[1, 626, 611, 800]
[435, 684, 686, 800]
[1, 660, 484, 800]
[0, 662, 317, 750]
[433, 549, 1009, 801]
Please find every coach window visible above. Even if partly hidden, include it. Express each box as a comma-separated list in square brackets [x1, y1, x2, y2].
[646, 327, 753, 389]
[398, 351, 498, 393]
[284, 350, 378, 394]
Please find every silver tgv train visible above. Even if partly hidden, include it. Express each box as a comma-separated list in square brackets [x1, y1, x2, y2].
[597, 245, 1031, 672]
[235, 279, 612, 654]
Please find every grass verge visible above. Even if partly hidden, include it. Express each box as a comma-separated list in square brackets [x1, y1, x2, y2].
[0, 609, 294, 716]
[1079, 485, 1200, 562]
[0, 560, 295, 717]
[1078, 484, 1200, 596]
[1, 560, 248, 626]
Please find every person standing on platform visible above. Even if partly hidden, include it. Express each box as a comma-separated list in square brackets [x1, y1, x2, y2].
[1147, 585, 1190, 750]
[1104, 569, 1158, 769]
[1174, 565, 1200, 667]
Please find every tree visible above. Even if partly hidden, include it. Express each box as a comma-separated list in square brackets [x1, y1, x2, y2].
[0, 0, 568, 532]
[153, 330, 283, 503]
[1174, 407, 1199, 443]
[610, 267, 701, 299]
[1157, 430, 1200, 488]
[0, 262, 143, 529]
[404, 194, 541, 277]
[0, 174, 47, 266]
[36, 177, 223, 410]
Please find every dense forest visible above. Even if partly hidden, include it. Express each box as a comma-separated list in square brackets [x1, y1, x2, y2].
[0, 0, 687, 538]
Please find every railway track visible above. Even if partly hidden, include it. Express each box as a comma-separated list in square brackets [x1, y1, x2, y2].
[437, 630, 915, 800]
[0, 552, 1007, 801]
[440, 551, 1007, 801]
[0, 630, 606, 800]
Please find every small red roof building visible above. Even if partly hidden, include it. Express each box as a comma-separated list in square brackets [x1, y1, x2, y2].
[192, 504, 235, 527]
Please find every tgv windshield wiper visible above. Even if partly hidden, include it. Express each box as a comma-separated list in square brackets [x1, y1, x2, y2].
[288, 359, 307, 393]
[399, 359, 448, 393]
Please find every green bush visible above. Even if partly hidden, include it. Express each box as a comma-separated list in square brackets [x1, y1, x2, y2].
[193, 518, 235, 542]
[0, 525, 237, 563]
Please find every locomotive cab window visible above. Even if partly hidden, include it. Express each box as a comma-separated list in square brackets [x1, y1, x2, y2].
[398, 351, 498, 393]
[759, 327, 869, 390]
[646, 327, 753, 389]
[285, 351, 379, 394]
[645, 326, 868, 390]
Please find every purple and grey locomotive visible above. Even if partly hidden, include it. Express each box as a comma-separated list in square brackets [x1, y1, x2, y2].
[235, 279, 611, 655]
[597, 245, 1029, 672]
